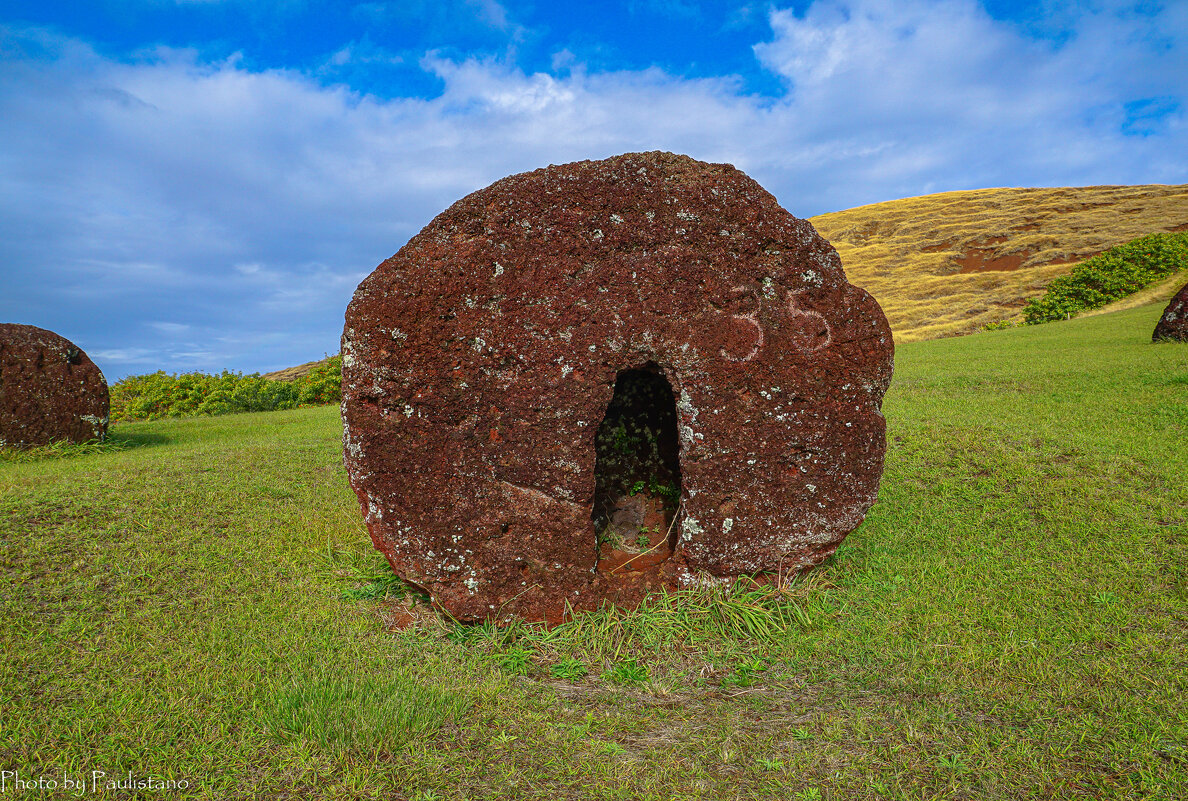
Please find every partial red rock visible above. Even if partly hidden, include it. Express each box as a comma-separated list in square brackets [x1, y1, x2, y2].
[1153, 282, 1188, 342]
[342, 152, 894, 623]
[1, 324, 109, 447]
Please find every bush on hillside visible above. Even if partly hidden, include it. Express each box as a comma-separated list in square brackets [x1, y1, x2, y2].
[1023, 232, 1188, 325]
[110, 356, 342, 422]
[292, 356, 342, 407]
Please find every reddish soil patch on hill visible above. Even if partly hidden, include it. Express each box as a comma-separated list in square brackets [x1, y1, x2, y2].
[918, 233, 1095, 274]
[958, 249, 1082, 274]
[920, 237, 1062, 273]
[957, 250, 1023, 273]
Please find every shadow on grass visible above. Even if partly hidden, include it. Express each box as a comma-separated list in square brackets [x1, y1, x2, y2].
[106, 430, 171, 449]
[0, 430, 171, 463]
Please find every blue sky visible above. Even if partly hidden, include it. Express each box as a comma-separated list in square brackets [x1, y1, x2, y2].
[1, 0, 1185, 378]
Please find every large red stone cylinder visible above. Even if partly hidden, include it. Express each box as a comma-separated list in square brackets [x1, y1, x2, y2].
[342, 152, 893, 623]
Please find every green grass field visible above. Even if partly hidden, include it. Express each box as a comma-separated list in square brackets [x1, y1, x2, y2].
[2, 303, 1186, 799]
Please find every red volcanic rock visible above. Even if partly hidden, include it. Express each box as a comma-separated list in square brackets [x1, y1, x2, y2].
[1153, 282, 1188, 342]
[342, 152, 893, 623]
[1, 324, 109, 447]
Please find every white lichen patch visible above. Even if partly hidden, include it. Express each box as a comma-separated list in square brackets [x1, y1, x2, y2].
[676, 389, 700, 448]
[494, 262, 504, 277]
[722, 518, 733, 534]
[677, 570, 733, 590]
[610, 213, 623, 224]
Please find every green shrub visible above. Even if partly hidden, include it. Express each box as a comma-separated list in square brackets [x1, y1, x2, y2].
[110, 356, 342, 422]
[295, 355, 342, 406]
[1023, 232, 1188, 324]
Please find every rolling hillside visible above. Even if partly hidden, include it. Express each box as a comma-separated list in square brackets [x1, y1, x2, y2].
[261, 358, 334, 382]
[809, 183, 1188, 341]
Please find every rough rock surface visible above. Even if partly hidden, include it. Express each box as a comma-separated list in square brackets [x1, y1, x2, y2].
[1153, 282, 1188, 342]
[342, 152, 894, 623]
[1, 324, 109, 447]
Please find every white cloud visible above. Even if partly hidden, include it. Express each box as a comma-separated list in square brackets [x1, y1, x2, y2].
[748, 0, 1187, 194]
[0, 1, 1185, 376]
[149, 322, 192, 334]
[91, 348, 159, 365]
[466, 0, 512, 30]
[323, 41, 405, 70]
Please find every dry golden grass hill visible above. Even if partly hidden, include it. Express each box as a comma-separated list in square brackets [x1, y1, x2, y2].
[809, 184, 1188, 341]
[261, 358, 331, 381]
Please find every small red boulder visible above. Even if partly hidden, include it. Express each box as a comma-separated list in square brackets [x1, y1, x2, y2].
[1153, 281, 1188, 342]
[1, 324, 110, 447]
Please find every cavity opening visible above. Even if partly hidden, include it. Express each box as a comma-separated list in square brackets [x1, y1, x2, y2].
[591, 365, 682, 574]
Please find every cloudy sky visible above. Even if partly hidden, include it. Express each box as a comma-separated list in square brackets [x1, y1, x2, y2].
[1, 0, 1185, 378]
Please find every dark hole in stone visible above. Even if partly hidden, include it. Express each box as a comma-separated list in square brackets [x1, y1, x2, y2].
[592, 365, 682, 574]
